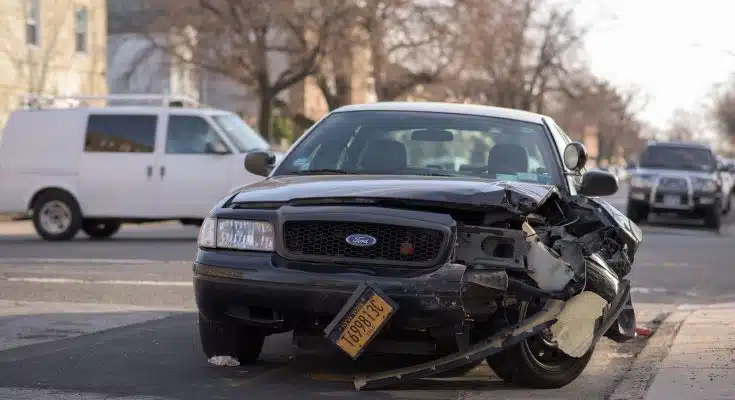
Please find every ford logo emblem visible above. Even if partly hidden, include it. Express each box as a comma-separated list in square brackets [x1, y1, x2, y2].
[345, 233, 377, 247]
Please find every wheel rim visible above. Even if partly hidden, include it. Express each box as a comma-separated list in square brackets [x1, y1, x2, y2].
[518, 299, 578, 372]
[39, 200, 72, 234]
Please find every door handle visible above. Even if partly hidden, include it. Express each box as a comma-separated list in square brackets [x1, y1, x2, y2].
[146, 166, 153, 179]
[160, 165, 166, 179]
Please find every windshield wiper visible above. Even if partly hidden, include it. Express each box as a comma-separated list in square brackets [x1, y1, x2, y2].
[413, 171, 464, 177]
[287, 169, 355, 175]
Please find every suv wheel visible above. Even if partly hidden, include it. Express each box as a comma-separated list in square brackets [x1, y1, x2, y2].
[486, 299, 594, 389]
[704, 204, 722, 230]
[82, 219, 122, 239]
[32, 190, 83, 241]
[626, 202, 649, 224]
[198, 315, 265, 364]
[724, 191, 733, 215]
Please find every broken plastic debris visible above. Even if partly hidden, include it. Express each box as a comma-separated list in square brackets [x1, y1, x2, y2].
[635, 327, 652, 337]
[549, 291, 607, 358]
[207, 355, 240, 367]
[522, 222, 574, 291]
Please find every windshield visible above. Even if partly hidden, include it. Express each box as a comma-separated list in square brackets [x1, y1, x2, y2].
[212, 114, 270, 153]
[639, 145, 716, 172]
[273, 110, 562, 186]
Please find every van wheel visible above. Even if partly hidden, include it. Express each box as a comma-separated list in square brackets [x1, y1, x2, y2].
[82, 219, 122, 239]
[32, 190, 83, 241]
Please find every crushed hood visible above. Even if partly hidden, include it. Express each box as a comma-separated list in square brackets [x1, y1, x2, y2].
[229, 175, 560, 213]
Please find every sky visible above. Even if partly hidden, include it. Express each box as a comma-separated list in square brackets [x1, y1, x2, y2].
[575, 0, 735, 133]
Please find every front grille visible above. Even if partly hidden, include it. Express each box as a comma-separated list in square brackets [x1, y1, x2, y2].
[282, 221, 445, 265]
[658, 177, 688, 190]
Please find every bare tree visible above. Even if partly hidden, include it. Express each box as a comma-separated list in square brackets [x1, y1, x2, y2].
[450, 0, 590, 112]
[128, 0, 353, 141]
[712, 76, 735, 141]
[665, 108, 702, 142]
[0, 0, 73, 96]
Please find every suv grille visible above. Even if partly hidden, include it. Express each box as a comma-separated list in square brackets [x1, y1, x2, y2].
[282, 221, 445, 265]
[658, 177, 688, 190]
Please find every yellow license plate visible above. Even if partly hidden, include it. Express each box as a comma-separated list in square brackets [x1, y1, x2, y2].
[324, 283, 398, 359]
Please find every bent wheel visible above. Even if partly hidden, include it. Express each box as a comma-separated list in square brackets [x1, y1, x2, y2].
[198, 314, 265, 365]
[82, 219, 122, 239]
[486, 298, 594, 389]
[32, 191, 83, 241]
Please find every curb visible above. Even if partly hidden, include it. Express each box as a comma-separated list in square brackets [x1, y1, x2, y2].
[608, 310, 692, 400]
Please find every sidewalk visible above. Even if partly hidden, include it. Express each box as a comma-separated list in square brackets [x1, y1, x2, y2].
[644, 306, 735, 400]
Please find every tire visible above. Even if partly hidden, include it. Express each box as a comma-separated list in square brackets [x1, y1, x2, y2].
[724, 192, 733, 215]
[82, 219, 121, 239]
[625, 201, 648, 224]
[704, 204, 722, 230]
[31, 190, 83, 241]
[198, 314, 265, 364]
[486, 299, 594, 389]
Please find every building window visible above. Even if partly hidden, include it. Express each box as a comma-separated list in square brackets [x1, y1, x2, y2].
[75, 6, 88, 53]
[25, 0, 40, 46]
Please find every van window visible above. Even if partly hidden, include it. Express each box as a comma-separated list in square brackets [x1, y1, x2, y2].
[84, 114, 157, 153]
[165, 115, 228, 154]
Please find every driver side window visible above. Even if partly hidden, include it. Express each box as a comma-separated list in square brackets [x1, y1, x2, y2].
[165, 115, 228, 154]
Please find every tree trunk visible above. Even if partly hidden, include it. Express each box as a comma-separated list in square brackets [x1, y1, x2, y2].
[258, 95, 273, 143]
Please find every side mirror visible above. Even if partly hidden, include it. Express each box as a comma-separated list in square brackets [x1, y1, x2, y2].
[244, 150, 276, 177]
[563, 142, 588, 171]
[579, 169, 619, 197]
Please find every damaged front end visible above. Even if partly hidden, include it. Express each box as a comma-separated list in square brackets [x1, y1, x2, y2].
[343, 184, 642, 390]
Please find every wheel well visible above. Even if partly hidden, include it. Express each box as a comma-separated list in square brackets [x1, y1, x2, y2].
[28, 187, 76, 211]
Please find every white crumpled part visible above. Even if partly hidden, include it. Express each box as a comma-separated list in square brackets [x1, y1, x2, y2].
[522, 222, 575, 291]
[549, 291, 607, 358]
[207, 355, 240, 367]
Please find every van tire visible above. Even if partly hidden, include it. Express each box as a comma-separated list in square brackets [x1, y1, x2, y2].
[31, 190, 82, 241]
[82, 219, 122, 239]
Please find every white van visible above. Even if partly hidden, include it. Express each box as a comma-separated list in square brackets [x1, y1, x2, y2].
[0, 94, 278, 241]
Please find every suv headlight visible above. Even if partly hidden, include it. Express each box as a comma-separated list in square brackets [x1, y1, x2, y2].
[630, 175, 655, 188]
[197, 217, 275, 251]
[691, 178, 718, 193]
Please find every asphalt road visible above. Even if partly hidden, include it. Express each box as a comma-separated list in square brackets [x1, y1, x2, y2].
[1, 183, 734, 399]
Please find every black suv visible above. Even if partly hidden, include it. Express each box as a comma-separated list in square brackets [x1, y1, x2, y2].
[193, 102, 642, 390]
[626, 141, 727, 229]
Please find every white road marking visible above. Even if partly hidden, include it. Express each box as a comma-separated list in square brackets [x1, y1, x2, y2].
[677, 302, 735, 311]
[0, 258, 190, 264]
[630, 287, 698, 297]
[5, 277, 192, 287]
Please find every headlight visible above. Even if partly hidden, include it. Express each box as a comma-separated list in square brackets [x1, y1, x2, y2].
[197, 217, 275, 251]
[692, 178, 718, 192]
[630, 175, 654, 188]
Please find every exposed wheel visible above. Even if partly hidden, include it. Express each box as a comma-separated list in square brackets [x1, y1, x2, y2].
[723, 192, 733, 215]
[198, 314, 265, 364]
[82, 219, 121, 239]
[487, 298, 594, 389]
[31, 190, 82, 241]
[704, 204, 722, 230]
[625, 202, 648, 224]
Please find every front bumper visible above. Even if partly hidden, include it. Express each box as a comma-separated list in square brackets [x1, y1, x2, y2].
[193, 250, 476, 331]
[628, 185, 720, 213]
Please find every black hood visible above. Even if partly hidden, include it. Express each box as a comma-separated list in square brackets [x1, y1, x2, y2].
[228, 175, 560, 213]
